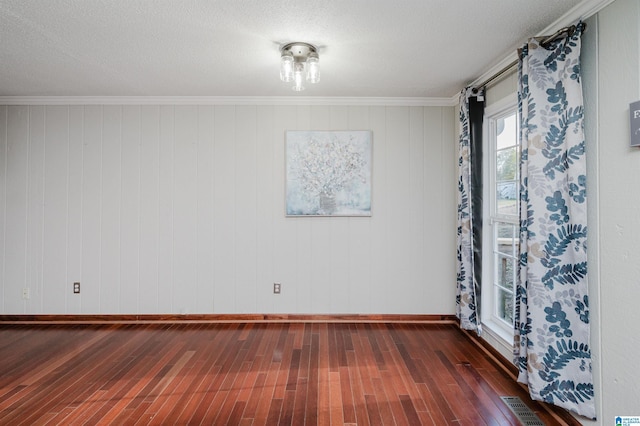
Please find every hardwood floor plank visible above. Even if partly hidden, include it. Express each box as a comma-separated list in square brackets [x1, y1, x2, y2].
[0, 385, 26, 407]
[381, 370, 411, 426]
[149, 357, 206, 424]
[0, 321, 579, 425]
[345, 349, 370, 426]
[305, 330, 320, 426]
[76, 330, 165, 423]
[203, 355, 246, 425]
[435, 350, 504, 426]
[272, 332, 294, 400]
[3, 329, 144, 424]
[292, 376, 309, 426]
[227, 401, 248, 426]
[252, 363, 280, 424]
[364, 394, 384, 426]
[415, 382, 449, 425]
[351, 328, 377, 396]
[272, 326, 288, 362]
[11, 328, 108, 388]
[371, 377, 395, 426]
[417, 410, 437, 426]
[0, 327, 73, 388]
[159, 358, 207, 422]
[130, 400, 153, 425]
[240, 369, 267, 421]
[186, 326, 246, 423]
[224, 326, 278, 423]
[328, 323, 340, 372]
[364, 323, 386, 367]
[103, 330, 186, 418]
[211, 353, 252, 425]
[400, 394, 422, 425]
[339, 365, 357, 424]
[329, 371, 345, 426]
[291, 322, 305, 350]
[317, 323, 331, 426]
[379, 327, 428, 419]
[279, 389, 296, 426]
[460, 362, 522, 425]
[137, 350, 195, 422]
[285, 348, 301, 391]
[265, 398, 283, 425]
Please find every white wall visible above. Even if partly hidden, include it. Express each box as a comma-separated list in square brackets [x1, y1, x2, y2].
[0, 104, 457, 315]
[585, 0, 640, 421]
[579, 12, 603, 425]
[479, 1, 640, 421]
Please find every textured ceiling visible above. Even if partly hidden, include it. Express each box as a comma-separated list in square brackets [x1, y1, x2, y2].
[0, 0, 586, 98]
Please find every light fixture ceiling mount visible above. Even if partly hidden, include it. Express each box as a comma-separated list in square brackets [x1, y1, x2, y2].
[280, 42, 320, 92]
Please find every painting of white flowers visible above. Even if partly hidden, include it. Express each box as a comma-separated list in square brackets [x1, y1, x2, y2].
[286, 130, 372, 216]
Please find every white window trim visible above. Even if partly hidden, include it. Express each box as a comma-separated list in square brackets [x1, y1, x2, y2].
[481, 93, 518, 346]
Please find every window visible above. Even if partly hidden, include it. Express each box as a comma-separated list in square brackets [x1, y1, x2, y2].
[482, 95, 519, 340]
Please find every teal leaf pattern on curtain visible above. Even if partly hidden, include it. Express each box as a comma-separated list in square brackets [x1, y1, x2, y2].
[515, 22, 595, 419]
[456, 87, 478, 331]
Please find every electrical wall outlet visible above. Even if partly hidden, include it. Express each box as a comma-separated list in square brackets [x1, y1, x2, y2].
[273, 282, 281, 294]
[22, 288, 30, 300]
[73, 282, 80, 294]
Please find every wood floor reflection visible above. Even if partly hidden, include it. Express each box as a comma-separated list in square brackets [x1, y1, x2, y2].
[0, 322, 576, 425]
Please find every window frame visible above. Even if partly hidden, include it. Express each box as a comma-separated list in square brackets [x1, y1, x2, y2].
[481, 93, 519, 343]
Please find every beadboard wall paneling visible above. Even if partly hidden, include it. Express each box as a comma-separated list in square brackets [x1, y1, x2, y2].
[0, 105, 456, 315]
[594, 0, 640, 420]
[0, 107, 6, 311]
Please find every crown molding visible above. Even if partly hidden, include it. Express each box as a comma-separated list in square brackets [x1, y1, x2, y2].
[538, 0, 614, 36]
[0, 96, 457, 107]
[0, 1, 612, 109]
[466, 0, 615, 91]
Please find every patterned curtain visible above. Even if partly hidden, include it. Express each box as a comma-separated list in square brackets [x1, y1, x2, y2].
[515, 22, 595, 419]
[456, 87, 480, 332]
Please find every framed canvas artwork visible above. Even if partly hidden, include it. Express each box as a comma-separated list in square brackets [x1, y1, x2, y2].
[285, 130, 372, 216]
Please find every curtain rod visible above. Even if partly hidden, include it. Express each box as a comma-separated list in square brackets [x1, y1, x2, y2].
[473, 23, 585, 91]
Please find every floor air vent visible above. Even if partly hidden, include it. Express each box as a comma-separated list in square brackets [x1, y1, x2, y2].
[500, 396, 545, 426]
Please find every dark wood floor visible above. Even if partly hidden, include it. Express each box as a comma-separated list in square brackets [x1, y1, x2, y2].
[0, 321, 574, 425]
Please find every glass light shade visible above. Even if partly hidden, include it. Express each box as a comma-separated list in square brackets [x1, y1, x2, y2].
[306, 53, 320, 84]
[280, 51, 294, 82]
[293, 62, 305, 91]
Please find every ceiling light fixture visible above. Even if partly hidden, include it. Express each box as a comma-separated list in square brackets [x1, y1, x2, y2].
[280, 42, 320, 92]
